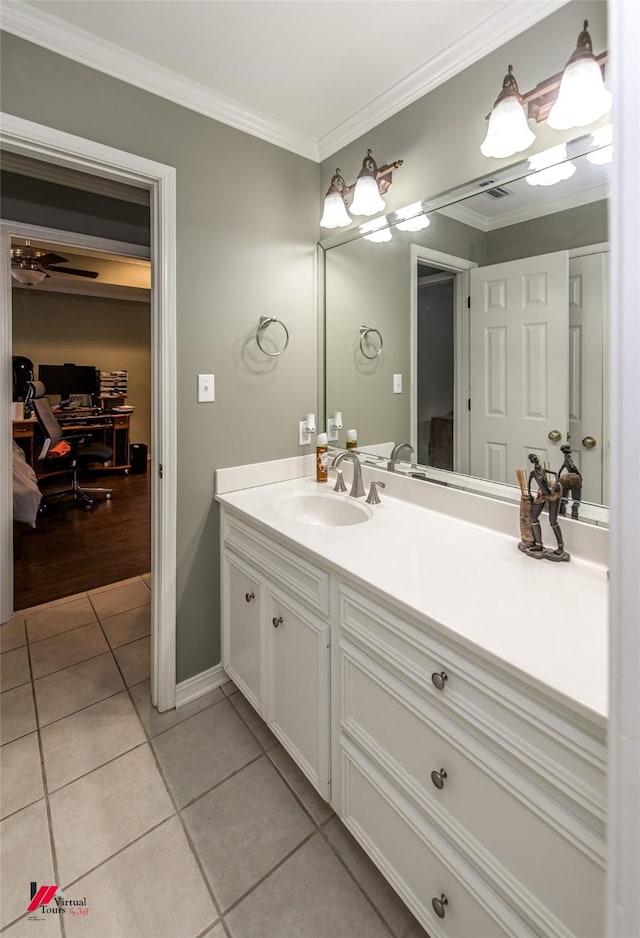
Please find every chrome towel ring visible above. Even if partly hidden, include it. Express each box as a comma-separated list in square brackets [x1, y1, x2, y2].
[256, 316, 290, 357]
[360, 325, 383, 359]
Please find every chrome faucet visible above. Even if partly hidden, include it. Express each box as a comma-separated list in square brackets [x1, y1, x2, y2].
[387, 442, 414, 472]
[331, 451, 365, 498]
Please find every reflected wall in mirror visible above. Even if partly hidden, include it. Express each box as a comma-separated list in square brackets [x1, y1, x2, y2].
[323, 138, 610, 522]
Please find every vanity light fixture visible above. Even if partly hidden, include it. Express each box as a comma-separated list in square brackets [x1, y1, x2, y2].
[360, 218, 393, 243]
[320, 149, 404, 228]
[526, 144, 576, 187]
[547, 21, 612, 130]
[395, 202, 431, 232]
[480, 66, 536, 159]
[587, 124, 613, 165]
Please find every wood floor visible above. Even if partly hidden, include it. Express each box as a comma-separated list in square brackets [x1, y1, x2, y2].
[13, 468, 151, 610]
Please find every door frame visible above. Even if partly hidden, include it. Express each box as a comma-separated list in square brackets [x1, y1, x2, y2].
[410, 245, 476, 473]
[0, 112, 177, 712]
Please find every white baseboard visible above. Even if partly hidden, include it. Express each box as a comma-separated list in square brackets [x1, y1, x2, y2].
[175, 662, 229, 708]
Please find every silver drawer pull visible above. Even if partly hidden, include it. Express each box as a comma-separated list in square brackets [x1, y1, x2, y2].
[432, 894, 448, 919]
[245, 592, 255, 603]
[272, 616, 283, 628]
[430, 768, 448, 790]
[431, 671, 448, 690]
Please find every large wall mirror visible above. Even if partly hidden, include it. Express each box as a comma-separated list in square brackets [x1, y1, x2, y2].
[322, 133, 610, 524]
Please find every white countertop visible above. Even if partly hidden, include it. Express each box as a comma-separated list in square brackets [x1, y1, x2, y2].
[217, 476, 608, 723]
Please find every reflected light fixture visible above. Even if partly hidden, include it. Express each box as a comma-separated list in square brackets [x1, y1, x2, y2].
[587, 124, 613, 165]
[395, 202, 431, 232]
[526, 144, 576, 187]
[547, 21, 612, 130]
[480, 66, 536, 159]
[360, 218, 393, 243]
[320, 149, 403, 228]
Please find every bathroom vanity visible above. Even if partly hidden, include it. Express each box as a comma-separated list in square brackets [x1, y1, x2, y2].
[217, 466, 607, 938]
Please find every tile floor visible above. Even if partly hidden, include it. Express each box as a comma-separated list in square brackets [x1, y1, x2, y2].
[1, 576, 429, 938]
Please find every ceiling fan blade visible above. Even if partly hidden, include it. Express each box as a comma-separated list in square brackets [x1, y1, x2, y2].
[46, 265, 99, 279]
[37, 252, 68, 267]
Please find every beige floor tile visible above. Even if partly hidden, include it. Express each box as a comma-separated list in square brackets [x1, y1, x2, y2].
[1, 645, 30, 691]
[184, 756, 313, 911]
[100, 605, 150, 649]
[226, 834, 392, 938]
[29, 623, 109, 681]
[202, 923, 226, 938]
[1, 732, 44, 819]
[50, 744, 174, 885]
[142, 573, 151, 590]
[34, 652, 124, 727]
[88, 576, 145, 596]
[1, 800, 54, 930]
[89, 579, 150, 620]
[18, 590, 88, 617]
[1, 615, 26, 653]
[41, 691, 146, 792]
[220, 680, 239, 697]
[152, 700, 261, 807]
[26, 596, 97, 644]
[130, 679, 224, 737]
[324, 817, 415, 937]
[63, 817, 216, 938]
[1, 684, 36, 744]
[1, 909, 63, 936]
[229, 692, 277, 751]
[267, 744, 334, 825]
[112, 635, 149, 686]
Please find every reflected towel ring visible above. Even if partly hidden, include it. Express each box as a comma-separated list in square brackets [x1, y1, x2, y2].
[359, 325, 383, 360]
[256, 316, 290, 357]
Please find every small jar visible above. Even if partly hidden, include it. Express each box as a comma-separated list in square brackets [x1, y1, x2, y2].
[346, 429, 358, 450]
[316, 432, 329, 482]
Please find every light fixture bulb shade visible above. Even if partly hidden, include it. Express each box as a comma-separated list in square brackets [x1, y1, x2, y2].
[480, 96, 536, 159]
[350, 175, 385, 216]
[360, 218, 392, 243]
[526, 145, 576, 187]
[395, 203, 431, 232]
[11, 267, 47, 286]
[547, 57, 612, 130]
[320, 191, 351, 228]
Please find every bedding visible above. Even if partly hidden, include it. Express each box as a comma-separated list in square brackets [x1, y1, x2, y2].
[13, 440, 42, 527]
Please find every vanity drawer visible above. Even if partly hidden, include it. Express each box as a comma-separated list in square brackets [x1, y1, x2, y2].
[224, 513, 330, 616]
[340, 738, 531, 938]
[341, 639, 605, 938]
[339, 583, 606, 831]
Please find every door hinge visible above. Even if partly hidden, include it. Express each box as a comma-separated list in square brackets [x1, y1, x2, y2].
[158, 463, 163, 479]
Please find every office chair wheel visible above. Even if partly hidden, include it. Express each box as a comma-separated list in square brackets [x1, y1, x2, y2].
[83, 503, 93, 512]
[106, 493, 112, 500]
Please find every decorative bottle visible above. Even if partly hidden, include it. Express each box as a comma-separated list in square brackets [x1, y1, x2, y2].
[316, 432, 328, 483]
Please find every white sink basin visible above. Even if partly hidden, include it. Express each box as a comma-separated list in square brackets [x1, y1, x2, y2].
[275, 492, 372, 526]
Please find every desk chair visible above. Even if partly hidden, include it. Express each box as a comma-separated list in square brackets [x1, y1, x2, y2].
[27, 381, 113, 511]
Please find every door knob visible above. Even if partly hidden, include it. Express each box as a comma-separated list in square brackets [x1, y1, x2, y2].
[431, 768, 448, 790]
[582, 436, 597, 449]
[432, 894, 448, 919]
[548, 430, 562, 442]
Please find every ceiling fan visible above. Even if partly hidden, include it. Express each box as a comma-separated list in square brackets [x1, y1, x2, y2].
[10, 242, 99, 286]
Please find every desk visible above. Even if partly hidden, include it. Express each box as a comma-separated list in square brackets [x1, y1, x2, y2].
[13, 413, 131, 475]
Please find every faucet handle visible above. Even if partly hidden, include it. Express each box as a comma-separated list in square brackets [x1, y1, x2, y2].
[327, 465, 347, 493]
[366, 480, 386, 505]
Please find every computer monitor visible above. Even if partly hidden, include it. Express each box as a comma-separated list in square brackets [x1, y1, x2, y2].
[38, 363, 98, 407]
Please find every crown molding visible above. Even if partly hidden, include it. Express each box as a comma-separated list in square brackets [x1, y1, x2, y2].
[2, 1, 571, 166]
[317, 0, 571, 161]
[438, 182, 609, 232]
[0, 2, 319, 162]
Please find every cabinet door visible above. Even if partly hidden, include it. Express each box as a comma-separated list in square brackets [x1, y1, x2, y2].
[266, 587, 330, 798]
[222, 553, 263, 714]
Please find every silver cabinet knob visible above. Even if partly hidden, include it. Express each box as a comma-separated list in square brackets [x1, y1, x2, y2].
[432, 894, 448, 919]
[582, 435, 597, 449]
[430, 768, 448, 790]
[245, 592, 255, 603]
[431, 671, 448, 690]
[548, 429, 562, 442]
[272, 616, 283, 628]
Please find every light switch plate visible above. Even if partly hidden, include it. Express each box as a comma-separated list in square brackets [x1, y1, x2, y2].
[327, 419, 339, 442]
[198, 374, 215, 402]
[393, 374, 402, 394]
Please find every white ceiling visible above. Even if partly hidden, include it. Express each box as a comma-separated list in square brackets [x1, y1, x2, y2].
[2, 0, 569, 160]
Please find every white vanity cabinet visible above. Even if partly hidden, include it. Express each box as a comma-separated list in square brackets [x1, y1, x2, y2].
[218, 491, 606, 938]
[221, 511, 331, 798]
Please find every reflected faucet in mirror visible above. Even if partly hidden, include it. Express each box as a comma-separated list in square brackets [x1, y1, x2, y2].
[387, 442, 415, 472]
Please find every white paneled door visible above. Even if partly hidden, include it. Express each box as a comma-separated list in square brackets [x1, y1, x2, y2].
[470, 252, 569, 485]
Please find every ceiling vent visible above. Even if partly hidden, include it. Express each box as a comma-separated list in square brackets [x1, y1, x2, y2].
[483, 185, 511, 199]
